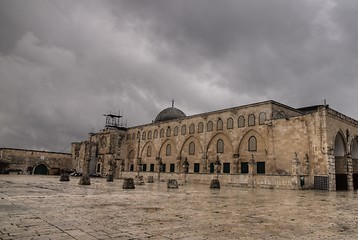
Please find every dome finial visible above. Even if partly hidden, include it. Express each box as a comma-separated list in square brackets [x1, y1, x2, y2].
[172, 99, 175, 107]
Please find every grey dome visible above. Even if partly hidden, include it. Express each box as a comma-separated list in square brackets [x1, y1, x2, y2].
[154, 106, 186, 123]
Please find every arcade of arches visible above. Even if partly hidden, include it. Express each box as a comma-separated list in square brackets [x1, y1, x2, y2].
[72, 100, 358, 191]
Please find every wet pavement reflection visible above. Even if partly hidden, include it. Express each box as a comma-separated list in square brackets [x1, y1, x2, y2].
[1, 175, 358, 239]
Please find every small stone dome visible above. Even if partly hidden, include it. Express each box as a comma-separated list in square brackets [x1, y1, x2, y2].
[154, 102, 186, 123]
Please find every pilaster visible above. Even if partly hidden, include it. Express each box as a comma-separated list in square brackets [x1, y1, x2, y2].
[291, 153, 300, 190]
[327, 150, 336, 191]
[347, 154, 353, 190]
[233, 153, 239, 174]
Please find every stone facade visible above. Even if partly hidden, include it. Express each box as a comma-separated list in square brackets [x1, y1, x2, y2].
[0, 148, 72, 174]
[71, 128, 127, 176]
[71, 100, 358, 191]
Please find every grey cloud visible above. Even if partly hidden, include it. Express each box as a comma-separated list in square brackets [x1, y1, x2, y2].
[0, 0, 357, 151]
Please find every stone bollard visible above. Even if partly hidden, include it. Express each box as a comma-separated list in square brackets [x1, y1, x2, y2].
[78, 174, 91, 185]
[210, 179, 220, 189]
[134, 175, 145, 185]
[147, 176, 154, 183]
[59, 173, 70, 182]
[167, 179, 179, 189]
[106, 175, 114, 182]
[123, 178, 135, 189]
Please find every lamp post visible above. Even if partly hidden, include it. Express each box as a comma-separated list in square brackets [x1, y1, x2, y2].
[106, 159, 115, 182]
[210, 155, 221, 188]
[137, 157, 142, 177]
[79, 142, 91, 185]
[157, 157, 163, 182]
[135, 157, 144, 185]
[248, 154, 256, 188]
[182, 157, 189, 184]
[119, 159, 125, 179]
[215, 155, 222, 179]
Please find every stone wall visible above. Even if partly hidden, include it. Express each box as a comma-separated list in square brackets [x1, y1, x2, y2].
[71, 128, 127, 175]
[0, 148, 72, 174]
[71, 100, 358, 191]
[123, 101, 315, 188]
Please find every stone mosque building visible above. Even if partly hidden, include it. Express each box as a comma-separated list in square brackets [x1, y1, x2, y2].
[71, 100, 358, 191]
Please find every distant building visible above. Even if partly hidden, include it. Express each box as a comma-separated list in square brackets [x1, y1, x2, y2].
[0, 148, 72, 175]
[71, 100, 358, 191]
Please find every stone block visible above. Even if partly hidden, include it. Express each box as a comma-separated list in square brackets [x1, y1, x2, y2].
[123, 178, 135, 189]
[167, 179, 179, 189]
[147, 176, 154, 183]
[134, 175, 145, 185]
[78, 174, 91, 185]
[106, 175, 114, 182]
[210, 179, 220, 188]
[59, 173, 70, 181]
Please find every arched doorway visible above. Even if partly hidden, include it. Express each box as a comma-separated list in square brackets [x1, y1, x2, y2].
[127, 149, 135, 172]
[33, 164, 49, 175]
[334, 133, 348, 190]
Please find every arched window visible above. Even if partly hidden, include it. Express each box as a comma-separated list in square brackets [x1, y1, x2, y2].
[174, 126, 179, 136]
[259, 112, 266, 125]
[248, 114, 255, 126]
[181, 125, 186, 135]
[148, 131, 152, 139]
[166, 127, 171, 137]
[189, 142, 195, 155]
[132, 133, 135, 139]
[207, 121, 213, 132]
[189, 124, 195, 134]
[198, 122, 204, 133]
[154, 130, 158, 139]
[160, 128, 164, 138]
[142, 131, 146, 140]
[238, 116, 245, 128]
[128, 150, 135, 159]
[248, 136, 257, 151]
[334, 133, 345, 157]
[166, 144, 171, 156]
[217, 139, 224, 153]
[227, 117, 233, 129]
[147, 146, 152, 157]
[217, 119, 223, 130]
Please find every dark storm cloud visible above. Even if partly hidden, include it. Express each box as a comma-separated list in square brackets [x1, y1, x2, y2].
[0, 0, 357, 151]
[113, 0, 358, 109]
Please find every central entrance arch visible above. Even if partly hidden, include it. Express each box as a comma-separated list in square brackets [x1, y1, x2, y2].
[334, 133, 348, 191]
[33, 164, 49, 175]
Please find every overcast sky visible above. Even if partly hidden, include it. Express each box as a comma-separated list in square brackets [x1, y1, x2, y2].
[1, 0, 358, 152]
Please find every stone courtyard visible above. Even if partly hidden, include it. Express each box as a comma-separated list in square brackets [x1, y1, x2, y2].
[1, 175, 358, 240]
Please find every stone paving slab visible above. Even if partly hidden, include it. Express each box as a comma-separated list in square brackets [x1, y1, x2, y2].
[1, 175, 358, 239]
